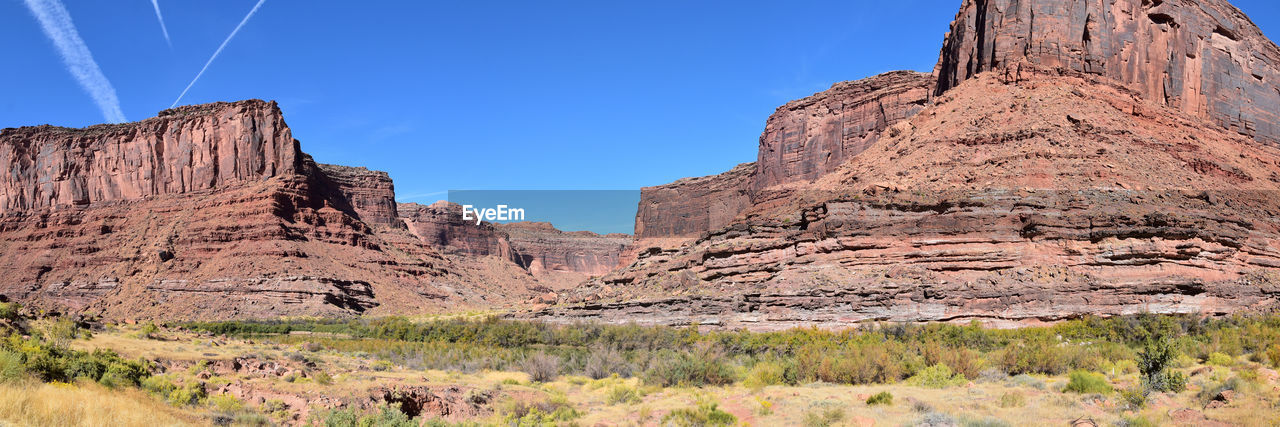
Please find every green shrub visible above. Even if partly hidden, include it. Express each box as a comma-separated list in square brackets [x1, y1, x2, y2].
[1119, 387, 1146, 410]
[907, 364, 966, 389]
[743, 361, 785, 391]
[498, 393, 580, 425]
[606, 384, 641, 405]
[866, 391, 893, 406]
[313, 370, 333, 385]
[998, 391, 1025, 408]
[0, 303, 19, 322]
[1266, 344, 1280, 369]
[314, 404, 415, 427]
[1207, 352, 1234, 367]
[0, 351, 24, 383]
[168, 381, 207, 406]
[142, 375, 178, 396]
[642, 350, 735, 387]
[1063, 370, 1111, 394]
[1138, 337, 1185, 393]
[662, 400, 736, 427]
[208, 393, 244, 412]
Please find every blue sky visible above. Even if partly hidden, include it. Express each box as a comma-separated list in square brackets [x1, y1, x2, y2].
[5, 1, 1280, 205]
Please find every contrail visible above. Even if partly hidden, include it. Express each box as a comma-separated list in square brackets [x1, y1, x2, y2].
[23, 0, 127, 123]
[149, 0, 171, 47]
[170, 0, 266, 108]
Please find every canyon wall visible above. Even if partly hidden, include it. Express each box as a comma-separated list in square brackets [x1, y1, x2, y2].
[934, 0, 1280, 146]
[398, 201, 518, 262]
[0, 101, 299, 213]
[318, 164, 399, 226]
[497, 222, 632, 277]
[634, 163, 753, 239]
[750, 71, 933, 193]
[0, 100, 551, 319]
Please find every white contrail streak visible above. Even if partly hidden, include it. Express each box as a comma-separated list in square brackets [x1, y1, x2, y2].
[170, 0, 266, 108]
[149, 0, 171, 47]
[23, 0, 127, 123]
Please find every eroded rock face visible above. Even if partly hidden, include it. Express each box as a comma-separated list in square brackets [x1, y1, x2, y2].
[751, 71, 933, 193]
[497, 222, 632, 277]
[537, 69, 1280, 328]
[0, 101, 299, 213]
[634, 163, 754, 239]
[0, 100, 549, 319]
[398, 201, 518, 262]
[934, 0, 1280, 145]
[318, 164, 399, 226]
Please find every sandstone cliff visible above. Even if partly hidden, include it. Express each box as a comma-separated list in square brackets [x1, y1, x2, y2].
[634, 163, 753, 239]
[398, 201, 519, 262]
[0, 101, 298, 213]
[934, 0, 1280, 146]
[497, 222, 633, 289]
[540, 68, 1280, 329]
[751, 71, 933, 193]
[0, 100, 548, 319]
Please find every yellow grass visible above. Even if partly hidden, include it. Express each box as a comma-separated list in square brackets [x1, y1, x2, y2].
[0, 381, 202, 427]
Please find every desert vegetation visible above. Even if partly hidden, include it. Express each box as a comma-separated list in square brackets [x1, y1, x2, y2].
[0, 302, 1278, 425]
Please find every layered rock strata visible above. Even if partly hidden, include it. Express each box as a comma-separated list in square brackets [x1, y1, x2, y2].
[0, 100, 544, 319]
[537, 69, 1280, 328]
[634, 163, 753, 239]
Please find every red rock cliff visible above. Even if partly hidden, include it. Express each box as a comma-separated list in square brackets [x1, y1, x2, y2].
[634, 163, 753, 239]
[751, 71, 932, 193]
[934, 0, 1280, 145]
[0, 100, 299, 213]
[398, 201, 518, 262]
[319, 164, 399, 226]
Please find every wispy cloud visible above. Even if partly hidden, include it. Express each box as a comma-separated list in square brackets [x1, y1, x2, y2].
[23, 0, 126, 123]
[170, 0, 266, 108]
[149, 0, 171, 47]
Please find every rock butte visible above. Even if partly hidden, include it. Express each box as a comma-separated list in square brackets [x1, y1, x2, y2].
[0, 101, 629, 319]
[532, 0, 1280, 328]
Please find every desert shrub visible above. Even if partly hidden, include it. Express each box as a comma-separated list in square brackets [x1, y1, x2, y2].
[167, 381, 207, 406]
[606, 384, 641, 405]
[1118, 387, 1146, 410]
[801, 402, 845, 427]
[1266, 344, 1280, 369]
[1063, 370, 1111, 394]
[916, 412, 957, 427]
[138, 322, 160, 340]
[754, 396, 773, 415]
[1007, 374, 1046, 390]
[0, 351, 23, 383]
[907, 363, 966, 389]
[208, 393, 244, 412]
[583, 344, 631, 379]
[498, 393, 579, 425]
[1196, 377, 1244, 406]
[642, 350, 735, 387]
[792, 340, 906, 385]
[313, 404, 415, 427]
[1138, 336, 1186, 393]
[962, 417, 1011, 427]
[743, 361, 785, 391]
[662, 399, 736, 427]
[865, 391, 893, 406]
[1207, 352, 1234, 367]
[313, 370, 333, 386]
[371, 360, 393, 372]
[976, 368, 1007, 383]
[30, 318, 80, 348]
[1118, 415, 1156, 427]
[998, 391, 1025, 408]
[142, 375, 178, 396]
[521, 352, 560, 383]
[0, 303, 19, 322]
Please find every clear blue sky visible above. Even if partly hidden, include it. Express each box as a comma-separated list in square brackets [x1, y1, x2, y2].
[4, 1, 1280, 203]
